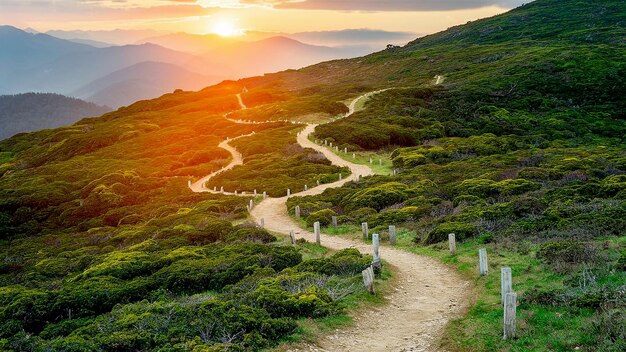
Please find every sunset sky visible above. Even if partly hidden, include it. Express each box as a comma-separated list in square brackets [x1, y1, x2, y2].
[1, 0, 529, 37]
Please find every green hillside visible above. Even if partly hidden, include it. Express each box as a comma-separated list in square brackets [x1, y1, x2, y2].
[1, 0, 625, 350]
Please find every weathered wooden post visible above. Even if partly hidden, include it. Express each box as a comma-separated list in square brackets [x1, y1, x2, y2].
[329, 142, 333, 147]
[369, 158, 373, 164]
[289, 230, 296, 245]
[356, 175, 360, 182]
[254, 189, 257, 196]
[304, 184, 308, 191]
[362, 266, 375, 294]
[501, 268, 513, 306]
[479, 248, 488, 276]
[314, 221, 321, 244]
[339, 173, 342, 181]
[503, 292, 517, 339]
[220, 186, 224, 193]
[317, 180, 320, 186]
[260, 218, 265, 228]
[362, 222, 369, 240]
[287, 189, 291, 197]
[389, 225, 396, 245]
[393, 169, 397, 175]
[234, 190, 238, 195]
[324, 140, 328, 145]
[344, 147, 348, 153]
[213, 186, 217, 191]
[295, 205, 300, 219]
[332, 216, 338, 228]
[352, 153, 356, 159]
[248, 199, 253, 211]
[335, 146, 339, 152]
[188, 180, 192, 187]
[262, 191, 267, 199]
[372, 233, 381, 269]
[448, 233, 456, 255]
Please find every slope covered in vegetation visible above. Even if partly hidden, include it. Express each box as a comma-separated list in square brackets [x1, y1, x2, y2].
[0, 82, 365, 350]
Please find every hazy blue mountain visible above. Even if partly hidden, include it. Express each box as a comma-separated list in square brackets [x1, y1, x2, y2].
[0, 26, 211, 98]
[0, 93, 111, 140]
[71, 61, 223, 108]
[201, 36, 372, 77]
[138, 33, 373, 77]
[0, 25, 92, 82]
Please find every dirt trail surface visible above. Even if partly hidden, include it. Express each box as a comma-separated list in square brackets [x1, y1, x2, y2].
[191, 91, 470, 351]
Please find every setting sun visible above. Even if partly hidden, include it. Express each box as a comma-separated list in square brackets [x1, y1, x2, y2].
[211, 19, 241, 37]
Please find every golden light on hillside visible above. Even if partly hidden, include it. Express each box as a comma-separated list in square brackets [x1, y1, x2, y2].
[211, 19, 241, 37]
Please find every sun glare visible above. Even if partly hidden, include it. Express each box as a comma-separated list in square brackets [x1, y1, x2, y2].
[211, 20, 241, 37]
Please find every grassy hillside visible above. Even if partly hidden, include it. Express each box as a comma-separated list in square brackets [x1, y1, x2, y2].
[0, 0, 624, 350]
[0, 83, 363, 350]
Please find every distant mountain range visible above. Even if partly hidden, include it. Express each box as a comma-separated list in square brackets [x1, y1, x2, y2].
[70, 61, 220, 108]
[0, 26, 375, 108]
[0, 93, 110, 140]
[137, 33, 373, 78]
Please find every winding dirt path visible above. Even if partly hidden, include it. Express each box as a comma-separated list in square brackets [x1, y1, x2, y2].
[190, 91, 470, 351]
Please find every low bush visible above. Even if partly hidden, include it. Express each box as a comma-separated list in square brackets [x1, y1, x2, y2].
[422, 222, 478, 244]
[306, 209, 337, 227]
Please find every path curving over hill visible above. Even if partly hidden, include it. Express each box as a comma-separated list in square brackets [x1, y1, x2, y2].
[190, 90, 469, 351]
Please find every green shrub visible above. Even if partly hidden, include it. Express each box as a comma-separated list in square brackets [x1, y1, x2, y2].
[537, 241, 599, 266]
[371, 206, 429, 226]
[423, 222, 478, 244]
[348, 207, 378, 223]
[344, 182, 411, 211]
[294, 249, 372, 276]
[305, 209, 337, 227]
[226, 227, 277, 243]
[453, 195, 486, 207]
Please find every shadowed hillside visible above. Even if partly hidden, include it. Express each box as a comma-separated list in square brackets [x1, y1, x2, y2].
[0, 0, 624, 350]
[0, 93, 111, 140]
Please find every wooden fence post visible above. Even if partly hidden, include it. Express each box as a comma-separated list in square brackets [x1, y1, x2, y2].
[254, 189, 257, 196]
[248, 200, 253, 211]
[287, 189, 290, 197]
[295, 205, 300, 219]
[372, 233, 381, 269]
[339, 173, 342, 181]
[260, 218, 265, 228]
[362, 222, 369, 240]
[332, 216, 338, 228]
[388, 225, 397, 245]
[289, 230, 296, 245]
[503, 292, 517, 339]
[448, 233, 456, 255]
[501, 267, 512, 306]
[362, 266, 375, 294]
[220, 186, 224, 193]
[263, 191, 267, 199]
[314, 221, 321, 244]
[479, 248, 488, 276]
[304, 184, 308, 191]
